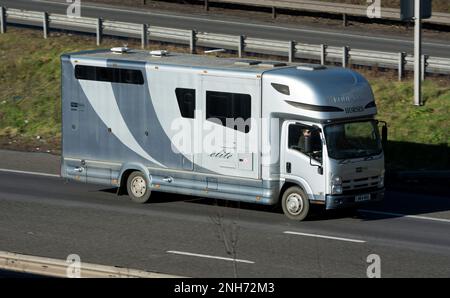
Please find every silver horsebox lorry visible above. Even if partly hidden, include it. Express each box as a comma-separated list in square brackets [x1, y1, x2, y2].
[61, 48, 387, 221]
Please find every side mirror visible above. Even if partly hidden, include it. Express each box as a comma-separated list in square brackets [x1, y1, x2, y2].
[381, 124, 388, 149]
[317, 166, 323, 175]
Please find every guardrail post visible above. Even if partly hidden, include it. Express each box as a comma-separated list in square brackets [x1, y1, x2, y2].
[190, 30, 197, 54]
[342, 46, 350, 68]
[141, 24, 148, 49]
[272, 7, 277, 19]
[421, 54, 428, 81]
[43, 12, 49, 39]
[238, 35, 245, 58]
[320, 44, 327, 65]
[343, 13, 348, 27]
[96, 18, 103, 46]
[398, 52, 406, 81]
[204, 0, 209, 11]
[288, 40, 295, 63]
[0, 6, 6, 34]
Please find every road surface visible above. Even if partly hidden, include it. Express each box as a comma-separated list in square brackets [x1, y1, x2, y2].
[0, 149, 449, 278]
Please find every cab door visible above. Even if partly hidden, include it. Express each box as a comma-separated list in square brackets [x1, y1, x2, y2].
[281, 121, 326, 201]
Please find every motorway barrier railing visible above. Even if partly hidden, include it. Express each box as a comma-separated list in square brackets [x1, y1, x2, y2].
[0, 250, 182, 278]
[2, 7, 450, 78]
[203, 0, 450, 26]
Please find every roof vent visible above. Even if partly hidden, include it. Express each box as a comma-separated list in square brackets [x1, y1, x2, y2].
[234, 60, 261, 66]
[296, 64, 327, 71]
[259, 61, 287, 68]
[110, 47, 131, 54]
[150, 50, 169, 57]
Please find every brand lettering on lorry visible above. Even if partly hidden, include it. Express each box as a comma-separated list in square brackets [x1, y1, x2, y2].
[209, 150, 233, 159]
[344, 106, 364, 113]
[329, 96, 353, 104]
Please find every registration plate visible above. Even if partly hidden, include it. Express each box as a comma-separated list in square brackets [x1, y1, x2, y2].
[355, 193, 371, 202]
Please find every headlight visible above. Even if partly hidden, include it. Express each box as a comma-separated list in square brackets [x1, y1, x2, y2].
[331, 175, 343, 194]
[332, 175, 342, 185]
[332, 185, 343, 195]
[379, 170, 385, 187]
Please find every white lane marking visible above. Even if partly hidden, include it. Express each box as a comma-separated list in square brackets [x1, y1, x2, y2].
[0, 168, 60, 178]
[167, 250, 255, 264]
[34, 0, 450, 49]
[284, 231, 366, 243]
[359, 209, 450, 224]
[2, 166, 449, 226]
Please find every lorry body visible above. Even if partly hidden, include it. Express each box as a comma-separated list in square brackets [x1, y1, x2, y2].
[61, 49, 385, 220]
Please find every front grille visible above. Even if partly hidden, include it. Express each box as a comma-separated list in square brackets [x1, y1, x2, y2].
[341, 186, 380, 195]
[342, 175, 380, 193]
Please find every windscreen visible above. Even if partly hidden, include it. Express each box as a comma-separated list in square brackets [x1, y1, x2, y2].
[324, 120, 382, 159]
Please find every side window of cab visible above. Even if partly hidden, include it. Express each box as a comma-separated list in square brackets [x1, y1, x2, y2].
[288, 124, 322, 160]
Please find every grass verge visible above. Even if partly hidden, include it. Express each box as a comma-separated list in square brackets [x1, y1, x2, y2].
[0, 28, 448, 170]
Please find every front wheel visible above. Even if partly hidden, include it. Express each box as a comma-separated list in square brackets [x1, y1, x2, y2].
[126, 171, 151, 204]
[281, 186, 310, 221]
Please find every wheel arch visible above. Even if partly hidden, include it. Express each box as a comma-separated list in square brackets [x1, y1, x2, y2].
[118, 163, 152, 192]
[279, 177, 315, 202]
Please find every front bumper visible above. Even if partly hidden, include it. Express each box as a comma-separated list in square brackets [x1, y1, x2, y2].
[325, 188, 385, 210]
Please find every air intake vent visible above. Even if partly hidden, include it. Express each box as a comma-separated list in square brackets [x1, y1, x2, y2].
[259, 61, 287, 68]
[271, 83, 290, 95]
[296, 64, 327, 71]
[234, 60, 261, 66]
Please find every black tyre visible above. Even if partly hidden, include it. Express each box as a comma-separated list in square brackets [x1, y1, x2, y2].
[281, 186, 310, 221]
[126, 171, 151, 204]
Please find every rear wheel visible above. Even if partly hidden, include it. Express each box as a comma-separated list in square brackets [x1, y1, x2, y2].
[126, 171, 151, 204]
[281, 186, 310, 221]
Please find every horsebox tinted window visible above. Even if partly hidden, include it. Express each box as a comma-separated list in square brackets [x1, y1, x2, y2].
[175, 88, 196, 119]
[206, 91, 251, 133]
[74, 65, 144, 85]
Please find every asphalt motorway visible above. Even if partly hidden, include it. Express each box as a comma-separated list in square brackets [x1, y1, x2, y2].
[2, 0, 450, 58]
[0, 150, 449, 278]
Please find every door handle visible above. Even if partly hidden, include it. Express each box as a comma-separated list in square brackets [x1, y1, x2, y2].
[286, 162, 291, 173]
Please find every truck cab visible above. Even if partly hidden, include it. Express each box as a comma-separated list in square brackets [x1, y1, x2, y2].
[262, 64, 386, 220]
